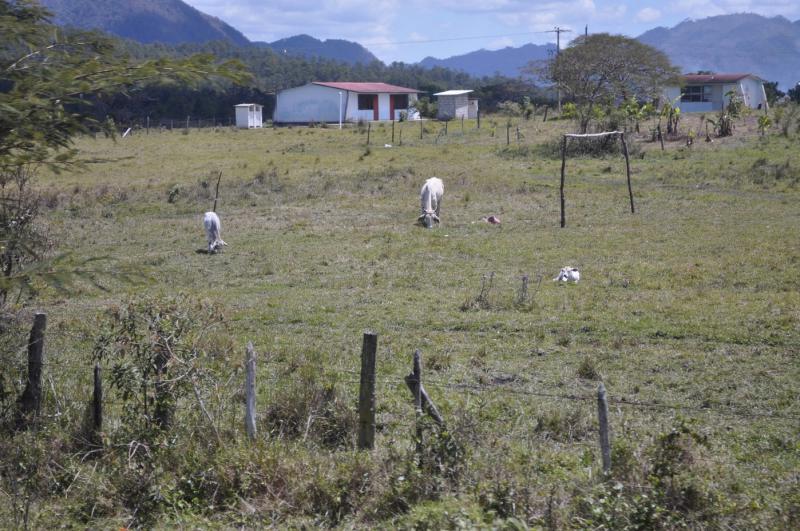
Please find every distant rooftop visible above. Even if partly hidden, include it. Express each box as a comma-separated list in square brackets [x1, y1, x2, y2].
[682, 73, 762, 84]
[312, 82, 419, 93]
[434, 90, 474, 96]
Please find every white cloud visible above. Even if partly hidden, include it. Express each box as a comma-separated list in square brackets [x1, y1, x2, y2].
[487, 37, 515, 49]
[636, 7, 662, 22]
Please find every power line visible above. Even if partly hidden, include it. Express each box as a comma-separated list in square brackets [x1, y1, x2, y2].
[360, 30, 557, 47]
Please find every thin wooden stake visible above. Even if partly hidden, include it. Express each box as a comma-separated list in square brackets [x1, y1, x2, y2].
[507, 123, 511, 145]
[391, 121, 395, 143]
[367, 122, 371, 145]
[357, 332, 378, 450]
[477, 108, 481, 129]
[92, 364, 102, 437]
[245, 342, 257, 440]
[543, 106, 549, 122]
[212, 170, 223, 213]
[597, 383, 611, 474]
[420, 119, 423, 139]
[15, 312, 46, 430]
[620, 133, 635, 214]
[444, 121, 448, 135]
[399, 128, 403, 146]
[657, 123, 665, 151]
[559, 135, 568, 228]
[461, 116, 464, 133]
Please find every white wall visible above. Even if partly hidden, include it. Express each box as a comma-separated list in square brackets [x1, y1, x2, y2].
[274, 84, 342, 124]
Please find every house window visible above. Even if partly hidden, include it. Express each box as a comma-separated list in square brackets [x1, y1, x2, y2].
[393, 94, 409, 108]
[681, 85, 711, 103]
[358, 94, 375, 110]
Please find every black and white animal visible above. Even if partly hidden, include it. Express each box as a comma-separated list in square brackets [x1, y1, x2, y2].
[553, 266, 580, 283]
[417, 177, 444, 228]
[203, 211, 227, 253]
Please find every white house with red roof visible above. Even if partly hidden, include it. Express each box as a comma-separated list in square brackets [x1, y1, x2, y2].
[664, 73, 768, 113]
[274, 82, 421, 124]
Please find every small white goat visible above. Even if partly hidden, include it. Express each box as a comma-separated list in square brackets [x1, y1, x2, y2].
[418, 177, 444, 228]
[203, 211, 227, 253]
[553, 267, 580, 283]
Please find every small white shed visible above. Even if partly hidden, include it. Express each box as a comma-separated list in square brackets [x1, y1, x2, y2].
[235, 103, 263, 128]
[434, 90, 477, 120]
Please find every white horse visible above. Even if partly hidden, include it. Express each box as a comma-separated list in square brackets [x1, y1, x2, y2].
[418, 177, 444, 228]
[203, 212, 227, 253]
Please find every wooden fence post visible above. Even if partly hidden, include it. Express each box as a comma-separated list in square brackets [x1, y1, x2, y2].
[543, 106, 549, 122]
[620, 133, 635, 214]
[357, 332, 378, 450]
[245, 342, 257, 440]
[367, 122, 371, 145]
[92, 363, 103, 438]
[411, 350, 423, 457]
[399, 128, 403, 146]
[597, 383, 611, 474]
[477, 109, 481, 129]
[420, 119, 423, 139]
[461, 116, 464, 134]
[391, 121, 395, 144]
[560, 135, 568, 228]
[506, 123, 511, 145]
[15, 312, 47, 430]
[657, 123, 665, 151]
[444, 120, 448, 136]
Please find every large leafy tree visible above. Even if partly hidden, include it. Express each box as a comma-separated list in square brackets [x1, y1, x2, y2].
[0, 0, 248, 303]
[536, 33, 680, 133]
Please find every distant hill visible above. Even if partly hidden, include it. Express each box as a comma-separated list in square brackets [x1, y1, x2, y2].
[637, 14, 800, 89]
[39, 0, 250, 46]
[419, 43, 556, 78]
[255, 34, 379, 65]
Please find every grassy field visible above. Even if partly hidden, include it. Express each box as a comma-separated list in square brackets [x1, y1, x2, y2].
[2, 113, 799, 529]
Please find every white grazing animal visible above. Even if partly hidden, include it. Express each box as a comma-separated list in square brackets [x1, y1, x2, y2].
[203, 211, 227, 253]
[553, 267, 580, 283]
[418, 177, 444, 228]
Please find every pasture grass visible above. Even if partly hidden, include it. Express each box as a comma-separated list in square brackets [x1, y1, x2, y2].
[2, 114, 799, 528]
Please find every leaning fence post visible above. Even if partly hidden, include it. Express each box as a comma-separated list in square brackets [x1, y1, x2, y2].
[620, 133, 635, 214]
[411, 350, 423, 457]
[15, 312, 47, 430]
[597, 383, 611, 474]
[560, 135, 568, 228]
[404, 350, 445, 427]
[357, 332, 378, 450]
[543, 106, 549, 122]
[245, 342, 257, 440]
[92, 363, 103, 440]
[366, 122, 371, 145]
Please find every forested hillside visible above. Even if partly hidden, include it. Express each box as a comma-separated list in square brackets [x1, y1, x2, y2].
[39, 0, 250, 45]
[89, 37, 547, 125]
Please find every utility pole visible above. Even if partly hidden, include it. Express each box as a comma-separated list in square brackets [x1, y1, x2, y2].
[546, 26, 572, 113]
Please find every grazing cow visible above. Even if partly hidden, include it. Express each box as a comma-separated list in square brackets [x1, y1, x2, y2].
[418, 177, 444, 228]
[203, 211, 227, 253]
[553, 266, 580, 283]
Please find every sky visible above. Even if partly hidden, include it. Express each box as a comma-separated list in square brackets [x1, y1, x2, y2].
[183, 0, 800, 63]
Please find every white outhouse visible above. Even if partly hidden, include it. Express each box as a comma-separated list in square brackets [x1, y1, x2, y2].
[434, 90, 477, 120]
[234, 103, 263, 128]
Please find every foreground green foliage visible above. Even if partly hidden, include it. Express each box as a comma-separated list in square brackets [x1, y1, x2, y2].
[0, 110, 798, 528]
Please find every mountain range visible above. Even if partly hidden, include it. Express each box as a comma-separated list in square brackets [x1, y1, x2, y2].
[38, 0, 800, 89]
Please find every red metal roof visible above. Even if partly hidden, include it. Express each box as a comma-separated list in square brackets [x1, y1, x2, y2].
[681, 73, 758, 84]
[312, 81, 419, 93]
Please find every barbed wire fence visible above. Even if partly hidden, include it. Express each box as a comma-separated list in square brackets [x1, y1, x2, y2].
[5, 313, 797, 478]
